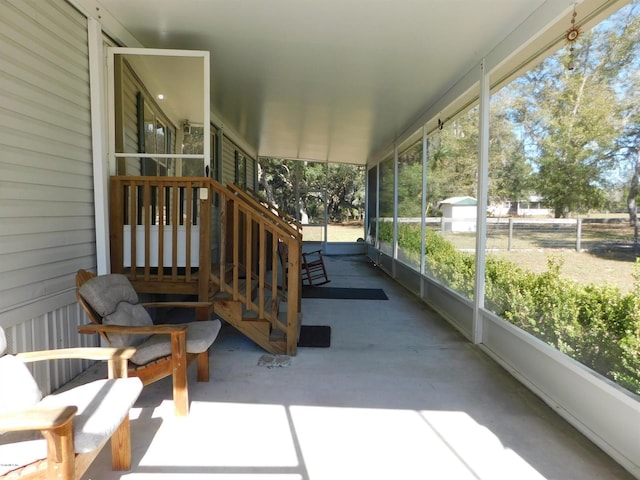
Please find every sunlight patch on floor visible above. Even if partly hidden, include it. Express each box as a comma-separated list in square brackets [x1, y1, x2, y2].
[290, 405, 547, 480]
[136, 401, 299, 468]
[123, 401, 549, 479]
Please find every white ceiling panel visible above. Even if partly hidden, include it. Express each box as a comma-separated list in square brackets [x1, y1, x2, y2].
[87, 0, 582, 164]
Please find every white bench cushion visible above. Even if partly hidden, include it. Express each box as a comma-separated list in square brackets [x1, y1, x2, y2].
[0, 377, 142, 476]
[39, 377, 142, 453]
[0, 355, 42, 413]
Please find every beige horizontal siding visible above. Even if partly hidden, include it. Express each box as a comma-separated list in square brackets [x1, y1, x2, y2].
[0, 0, 95, 328]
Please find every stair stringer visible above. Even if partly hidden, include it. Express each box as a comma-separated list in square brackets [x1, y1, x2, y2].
[211, 287, 287, 355]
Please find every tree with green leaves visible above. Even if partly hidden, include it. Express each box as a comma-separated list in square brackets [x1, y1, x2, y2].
[397, 140, 424, 218]
[326, 164, 365, 222]
[258, 158, 365, 224]
[489, 95, 534, 209]
[504, 4, 640, 218]
[426, 108, 479, 215]
[258, 158, 299, 217]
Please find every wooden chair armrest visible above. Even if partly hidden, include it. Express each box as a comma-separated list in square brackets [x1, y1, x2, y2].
[142, 301, 212, 309]
[16, 347, 137, 363]
[0, 406, 77, 433]
[78, 323, 188, 335]
[18, 347, 137, 379]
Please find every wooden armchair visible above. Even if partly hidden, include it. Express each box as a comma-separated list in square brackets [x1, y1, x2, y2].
[75, 270, 221, 416]
[0, 326, 142, 480]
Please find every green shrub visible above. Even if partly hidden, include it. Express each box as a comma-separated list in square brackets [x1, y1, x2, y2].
[376, 221, 640, 395]
[487, 255, 640, 393]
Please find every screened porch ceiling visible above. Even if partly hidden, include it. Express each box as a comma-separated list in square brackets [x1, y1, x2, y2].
[88, 0, 615, 165]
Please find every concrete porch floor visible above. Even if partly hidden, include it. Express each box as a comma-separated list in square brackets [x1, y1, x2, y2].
[83, 255, 634, 479]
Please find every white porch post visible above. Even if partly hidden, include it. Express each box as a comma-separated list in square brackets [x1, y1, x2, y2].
[87, 18, 110, 274]
[203, 52, 211, 177]
[420, 126, 427, 294]
[375, 163, 380, 250]
[324, 162, 329, 246]
[393, 145, 399, 277]
[473, 60, 490, 344]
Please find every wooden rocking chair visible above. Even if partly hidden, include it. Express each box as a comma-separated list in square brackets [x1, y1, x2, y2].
[301, 250, 330, 286]
[278, 243, 330, 288]
[75, 269, 221, 416]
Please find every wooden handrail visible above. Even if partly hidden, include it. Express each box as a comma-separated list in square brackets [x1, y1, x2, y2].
[227, 183, 302, 239]
[109, 176, 301, 355]
[246, 187, 303, 233]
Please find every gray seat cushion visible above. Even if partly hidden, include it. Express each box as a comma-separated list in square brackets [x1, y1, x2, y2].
[79, 274, 154, 347]
[79, 274, 221, 365]
[103, 302, 155, 347]
[79, 274, 139, 316]
[131, 319, 222, 365]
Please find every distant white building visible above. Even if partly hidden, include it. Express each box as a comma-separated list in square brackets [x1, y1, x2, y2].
[488, 196, 552, 217]
[439, 196, 477, 232]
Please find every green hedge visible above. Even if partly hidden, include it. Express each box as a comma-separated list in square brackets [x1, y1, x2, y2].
[378, 220, 640, 395]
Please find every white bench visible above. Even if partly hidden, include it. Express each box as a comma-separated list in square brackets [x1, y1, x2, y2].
[0, 327, 142, 480]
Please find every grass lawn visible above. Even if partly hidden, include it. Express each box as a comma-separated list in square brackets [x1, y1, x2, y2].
[302, 223, 365, 242]
[432, 218, 640, 293]
[488, 249, 637, 293]
[309, 220, 640, 293]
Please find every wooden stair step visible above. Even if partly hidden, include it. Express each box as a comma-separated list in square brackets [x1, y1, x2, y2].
[212, 297, 242, 323]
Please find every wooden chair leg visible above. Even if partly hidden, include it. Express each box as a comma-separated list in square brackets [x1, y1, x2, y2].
[171, 332, 189, 416]
[196, 350, 210, 382]
[43, 420, 75, 480]
[111, 416, 132, 470]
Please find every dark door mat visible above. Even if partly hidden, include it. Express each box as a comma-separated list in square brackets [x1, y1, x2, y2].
[302, 287, 388, 300]
[298, 325, 331, 348]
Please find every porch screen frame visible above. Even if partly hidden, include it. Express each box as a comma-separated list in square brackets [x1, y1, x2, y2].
[106, 47, 210, 177]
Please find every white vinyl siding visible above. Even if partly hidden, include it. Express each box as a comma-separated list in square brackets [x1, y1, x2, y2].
[0, 0, 95, 331]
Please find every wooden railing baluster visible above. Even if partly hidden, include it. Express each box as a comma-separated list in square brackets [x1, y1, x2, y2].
[108, 176, 301, 355]
[245, 210, 252, 304]
[143, 182, 151, 281]
[259, 223, 266, 319]
[185, 182, 193, 282]
[157, 181, 165, 280]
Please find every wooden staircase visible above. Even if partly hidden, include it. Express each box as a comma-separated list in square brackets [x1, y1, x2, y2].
[109, 176, 302, 355]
